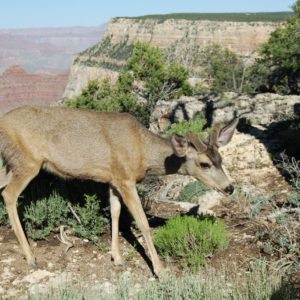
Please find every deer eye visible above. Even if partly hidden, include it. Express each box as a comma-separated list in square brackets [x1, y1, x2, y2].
[199, 162, 211, 169]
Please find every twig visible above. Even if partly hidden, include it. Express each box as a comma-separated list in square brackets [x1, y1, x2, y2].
[68, 202, 82, 224]
[274, 261, 294, 272]
[68, 202, 89, 244]
[160, 178, 182, 201]
[57, 225, 74, 257]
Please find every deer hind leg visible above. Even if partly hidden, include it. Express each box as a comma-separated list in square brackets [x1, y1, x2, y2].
[109, 186, 124, 266]
[117, 182, 163, 276]
[1, 166, 40, 265]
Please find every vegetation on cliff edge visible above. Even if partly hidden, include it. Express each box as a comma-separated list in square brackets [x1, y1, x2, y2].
[67, 42, 192, 126]
[115, 12, 293, 22]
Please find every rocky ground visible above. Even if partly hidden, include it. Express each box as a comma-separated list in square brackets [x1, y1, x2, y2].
[0, 93, 299, 298]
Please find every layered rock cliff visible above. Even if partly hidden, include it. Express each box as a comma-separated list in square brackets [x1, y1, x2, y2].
[0, 25, 106, 74]
[64, 17, 282, 99]
[0, 65, 68, 115]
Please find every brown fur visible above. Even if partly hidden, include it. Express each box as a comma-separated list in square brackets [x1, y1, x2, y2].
[0, 106, 237, 276]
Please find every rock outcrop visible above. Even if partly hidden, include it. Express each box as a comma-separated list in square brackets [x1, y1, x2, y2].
[64, 17, 282, 99]
[144, 92, 298, 213]
[0, 65, 68, 115]
[150, 93, 300, 133]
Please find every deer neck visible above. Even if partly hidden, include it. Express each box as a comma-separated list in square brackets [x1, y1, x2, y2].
[143, 132, 186, 177]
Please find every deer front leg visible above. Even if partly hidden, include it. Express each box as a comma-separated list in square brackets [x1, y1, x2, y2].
[109, 187, 124, 266]
[117, 182, 163, 277]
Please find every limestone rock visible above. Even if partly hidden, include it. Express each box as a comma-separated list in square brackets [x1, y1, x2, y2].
[150, 93, 300, 133]
[63, 17, 281, 99]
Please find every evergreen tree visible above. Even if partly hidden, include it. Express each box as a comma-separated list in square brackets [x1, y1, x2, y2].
[254, 0, 300, 94]
[66, 42, 192, 125]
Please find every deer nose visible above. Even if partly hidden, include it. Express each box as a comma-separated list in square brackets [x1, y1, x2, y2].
[224, 185, 234, 195]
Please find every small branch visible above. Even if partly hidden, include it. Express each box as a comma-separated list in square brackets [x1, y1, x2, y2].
[68, 202, 82, 224]
[274, 261, 294, 272]
[58, 225, 74, 257]
[160, 178, 182, 201]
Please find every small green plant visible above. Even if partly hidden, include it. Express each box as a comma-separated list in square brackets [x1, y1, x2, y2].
[68, 194, 109, 247]
[23, 191, 69, 240]
[125, 242, 137, 261]
[232, 185, 272, 218]
[154, 215, 228, 270]
[166, 113, 208, 139]
[176, 181, 208, 203]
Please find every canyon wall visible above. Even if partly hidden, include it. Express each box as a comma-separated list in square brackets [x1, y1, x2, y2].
[0, 65, 68, 115]
[0, 25, 106, 74]
[64, 17, 282, 99]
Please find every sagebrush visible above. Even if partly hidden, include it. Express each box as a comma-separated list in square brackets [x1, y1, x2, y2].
[154, 215, 228, 270]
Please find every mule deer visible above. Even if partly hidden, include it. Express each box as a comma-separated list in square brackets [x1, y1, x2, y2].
[0, 106, 238, 276]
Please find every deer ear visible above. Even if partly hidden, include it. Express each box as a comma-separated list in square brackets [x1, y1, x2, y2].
[171, 133, 188, 157]
[218, 118, 239, 147]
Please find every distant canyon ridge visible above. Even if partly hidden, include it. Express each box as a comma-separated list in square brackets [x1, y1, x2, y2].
[0, 25, 106, 114]
[0, 65, 68, 114]
[0, 25, 107, 74]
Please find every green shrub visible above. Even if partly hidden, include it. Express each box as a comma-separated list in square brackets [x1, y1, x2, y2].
[68, 194, 109, 247]
[251, 3, 300, 94]
[0, 169, 110, 244]
[176, 181, 208, 203]
[67, 42, 192, 127]
[66, 77, 150, 126]
[195, 44, 254, 94]
[23, 191, 69, 240]
[154, 215, 228, 270]
[2, 191, 109, 244]
[23, 192, 109, 245]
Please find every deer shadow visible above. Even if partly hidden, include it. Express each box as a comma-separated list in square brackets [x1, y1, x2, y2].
[237, 102, 300, 162]
[167, 94, 219, 128]
[10, 170, 165, 275]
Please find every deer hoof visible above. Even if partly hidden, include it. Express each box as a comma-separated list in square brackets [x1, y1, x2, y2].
[28, 261, 37, 267]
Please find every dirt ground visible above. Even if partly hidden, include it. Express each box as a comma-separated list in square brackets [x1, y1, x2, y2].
[0, 186, 298, 298]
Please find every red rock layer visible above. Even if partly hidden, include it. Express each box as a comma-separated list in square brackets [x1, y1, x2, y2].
[0, 65, 68, 115]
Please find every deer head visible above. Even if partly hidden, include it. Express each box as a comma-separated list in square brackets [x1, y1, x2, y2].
[171, 118, 238, 195]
